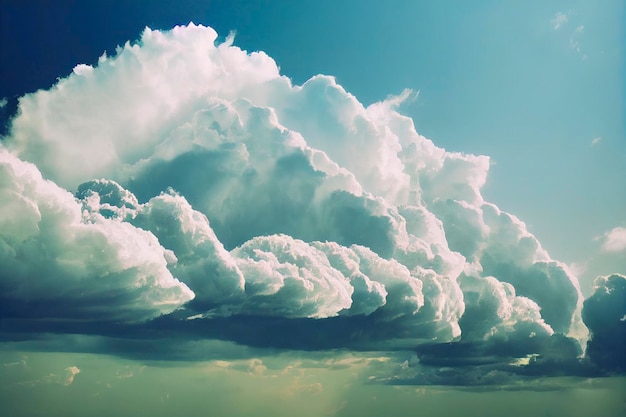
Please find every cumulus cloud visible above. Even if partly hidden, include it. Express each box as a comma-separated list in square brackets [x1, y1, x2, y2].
[599, 227, 626, 253]
[1, 23, 617, 382]
[583, 274, 626, 372]
[0, 148, 194, 322]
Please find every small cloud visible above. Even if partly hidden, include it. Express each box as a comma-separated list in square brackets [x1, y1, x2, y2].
[550, 11, 587, 59]
[591, 137, 601, 146]
[383, 88, 419, 109]
[551, 12, 568, 30]
[598, 227, 626, 252]
[568, 23, 587, 58]
[247, 358, 267, 376]
[17, 366, 80, 387]
[63, 366, 80, 386]
[0, 97, 7, 109]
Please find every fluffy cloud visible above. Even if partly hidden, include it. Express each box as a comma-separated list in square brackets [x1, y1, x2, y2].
[77, 181, 457, 341]
[599, 227, 626, 253]
[583, 274, 626, 372]
[0, 148, 194, 322]
[1, 24, 615, 379]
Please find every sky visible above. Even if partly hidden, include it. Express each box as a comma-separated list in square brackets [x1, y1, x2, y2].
[0, 1, 625, 416]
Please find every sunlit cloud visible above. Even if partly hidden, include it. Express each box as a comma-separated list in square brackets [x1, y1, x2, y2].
[63, 366, 81, 386]
[0, 23, 622, 384]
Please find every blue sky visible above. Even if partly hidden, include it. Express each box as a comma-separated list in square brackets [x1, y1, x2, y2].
[0, 2, 625, 416]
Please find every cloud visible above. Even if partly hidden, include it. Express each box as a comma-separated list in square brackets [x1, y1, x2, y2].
[0, 148, 194, 322]
[0, 23, 618, 383]
[583, 274, 626, 372]
[567, 23, 586, 58]
[598, 227, 626, 252]
[551, 12, 568, 30]
[0, 97, 7, 109]
[569, 35, 582, 54]
[591, 137, 601, 146]
[16, 365, 81, 387]
[549, 11, 588, 59]
[63, 366, 81, 385]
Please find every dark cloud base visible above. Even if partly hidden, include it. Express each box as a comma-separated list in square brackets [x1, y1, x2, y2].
[1, 295, 622, 386]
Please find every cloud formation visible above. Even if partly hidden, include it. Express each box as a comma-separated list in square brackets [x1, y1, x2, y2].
[0, 149, 194, 322]
[1, 23, 621, 383]
[551, 12, 568, 30]
[599, 227, 626, 253]
[583, 274, 626, 372]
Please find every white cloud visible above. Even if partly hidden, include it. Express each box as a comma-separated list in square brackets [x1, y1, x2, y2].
[0, 97, 7, 109]
[591, 137, 601, 146]
[0, 148, 194, 322]
[551, 12, 568, 30]
[599, 227, 626, 252]
[0, 24, 590, 351]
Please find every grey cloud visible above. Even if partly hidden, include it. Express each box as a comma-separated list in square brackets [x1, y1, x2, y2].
[583, 274, 626, 372]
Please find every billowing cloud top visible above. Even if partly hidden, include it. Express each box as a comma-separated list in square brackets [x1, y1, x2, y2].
[1, 24, 621, 381]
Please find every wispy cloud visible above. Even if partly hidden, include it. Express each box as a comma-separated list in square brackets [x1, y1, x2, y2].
[591, 137, 601, 146]
[3, 357, 27, 368]
[17, 366, 80, 387]
[569, 26, 585, 55]
[551, 11, 568, 30]
[599, 227, 626, 252]
[550, 11, 588, 59]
